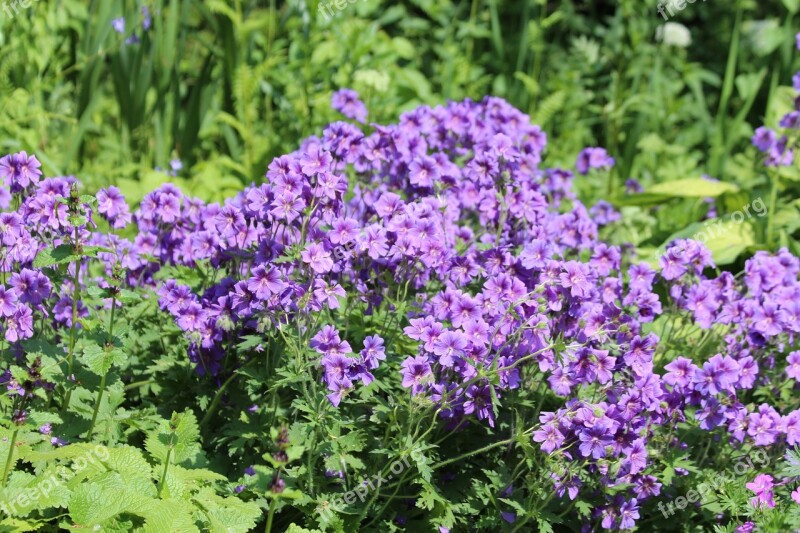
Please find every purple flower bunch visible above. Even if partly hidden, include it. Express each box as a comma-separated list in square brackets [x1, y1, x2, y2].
[5, 88, 800, 531]
[750, 38, 800, 166]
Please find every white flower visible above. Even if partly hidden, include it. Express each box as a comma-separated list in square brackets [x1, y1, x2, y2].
[656, 22, 692, 48]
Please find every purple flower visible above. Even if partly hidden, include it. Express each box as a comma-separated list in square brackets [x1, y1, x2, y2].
[0, 151, 42, 190]
[0, 286, 18, 317]
[577, 421, 614, 459]
[247, 265, 284, 300]
[745, 474, 775, 509]
[559, 261, 593, 298]
[5, 304, 33, 342]
[432, 331, 467, 367]
[360, 335, 386, 370]
[301, 243, 334, 273]
[575, 147, 614, 175]
[788, 351, 800, 380]
[97, 186, 132, 228]
[533, 423, 564, 454]
[331, 89, 368, 123]
[752, 127, 777, 152]
[400, 355, 432, 395]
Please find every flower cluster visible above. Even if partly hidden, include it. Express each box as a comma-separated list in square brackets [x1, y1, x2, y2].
[750, 35, 800, 166]
[4, 87, 800, 530]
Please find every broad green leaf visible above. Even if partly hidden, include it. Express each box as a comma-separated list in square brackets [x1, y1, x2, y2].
[32, 245, 79, 268]
[647, 178, 739, 198]
[656, 219, 756, 265]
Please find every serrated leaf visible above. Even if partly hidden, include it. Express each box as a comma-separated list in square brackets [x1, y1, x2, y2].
[80, 343, 126, 376]
[145, 411, 201, 465]
[32, 244, 79, 268]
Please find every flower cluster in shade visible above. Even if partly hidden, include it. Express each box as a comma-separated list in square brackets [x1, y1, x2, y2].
[750, 34, 800, 165]
[3, 87, 800, 530]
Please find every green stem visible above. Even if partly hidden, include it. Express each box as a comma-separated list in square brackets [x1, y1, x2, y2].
[158, 445, 173, 498]
[1, 428, 19, 488]
[264, 498, 277, 533]
[767, 168, 779, 249]
[429, 437, 514, 472]
[62, 257, 82, 412]
[87, 293, 117, 438]
[87, 373, 107, 438]
[199, 360, 255, 429]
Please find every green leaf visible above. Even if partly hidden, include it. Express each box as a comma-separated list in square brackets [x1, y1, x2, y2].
[145, 411, 202, 465]
[80, 343, 126, 376]
[656, 219, 756, 265]
[69, 482, 129, 526]
[32, 244, 79, 268]
[194, 488, 262, 533]
[647, 178, 739, 198]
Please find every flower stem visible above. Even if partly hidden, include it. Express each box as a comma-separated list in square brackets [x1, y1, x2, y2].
[87, 293, 117, 438]
[157, 445, 173, 498]
[1, 428, 19, 488]
[62, 257, 81, 412]
[264, 498, 277, 533]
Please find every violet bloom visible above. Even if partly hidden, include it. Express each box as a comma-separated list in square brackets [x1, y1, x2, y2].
[247, 265, 284, 300]
[5, 305, 34, 342]
[321, 353, 353, 385]
[112, 17, 125, 33]
[0, 151, 42, 189]
[142, 6, 152, 30]
[409, 156, 440, 188]
[559, 261, 593, 298]
[618, 499, 639, 530]
[0, 286, 18, 317]
[432, 331, 467, 367]
[325, 381, 350, 407]
[747, 404, 781, 446]
[578, 421, 614, 459]
[533, 424, 564, 454]
[331, 89, 368, 123]
[301, 243, 334, 273]
[313, 280, 346, 309]
[176, 302, 206, 332]
[788, 351, 800, 380]
[463, 385, 495, 427]
[575, 147, 615, 175]
[792, 488, 800, 504]
[691, 354, 739, 396]
[97, 186, 132, 229]
[625, 439, 647, 475]
[360, 335, 386, 370]
[745, 474, 775, 509]
[752, 127, 777, 153]
[400, 355, 432, 395]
